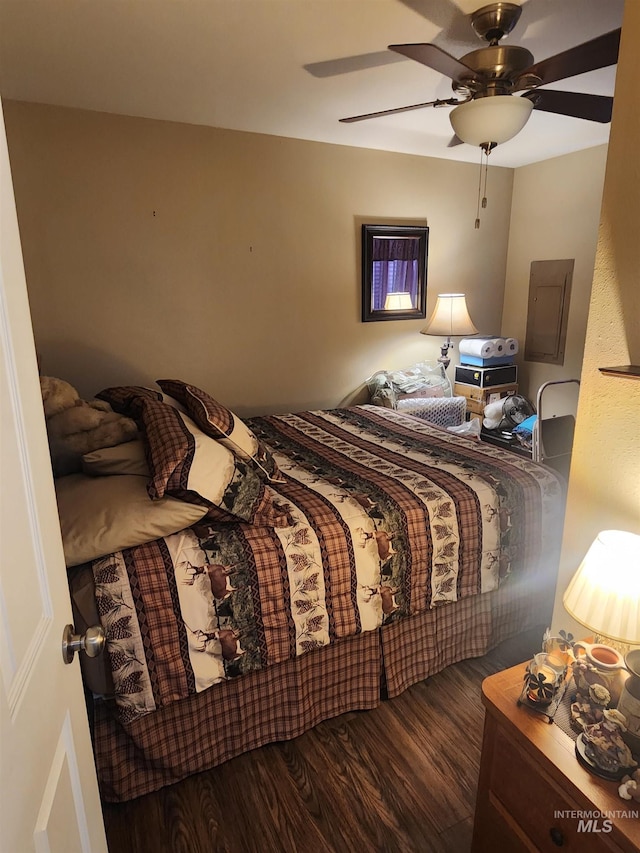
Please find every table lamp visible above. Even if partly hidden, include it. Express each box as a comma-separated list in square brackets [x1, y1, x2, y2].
[563, 530, 640, 650]
[564, 531, 640, 732]
[420, 293, 478, 369]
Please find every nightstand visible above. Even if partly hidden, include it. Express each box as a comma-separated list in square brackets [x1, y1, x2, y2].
[472, 663, 640, 852]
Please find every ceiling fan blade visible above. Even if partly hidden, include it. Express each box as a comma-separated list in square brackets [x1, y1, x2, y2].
[340, 98, 458, 123]
[522, 28, 621, 87]
[524, 90, 614, 123]
[305, 0, 474, 80]
[388, 43, 478, 81]
[397, 0, 474, 46]
[304, 51, 405, 78]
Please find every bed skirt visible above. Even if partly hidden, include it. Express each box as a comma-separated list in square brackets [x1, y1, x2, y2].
[381, 565, 553, 697]
[93, 569, 552, 802]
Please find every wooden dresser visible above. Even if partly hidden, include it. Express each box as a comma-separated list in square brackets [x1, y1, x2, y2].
[472, 663, 640, 852]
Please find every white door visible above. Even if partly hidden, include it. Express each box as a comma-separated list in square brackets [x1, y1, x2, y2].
[0, 100, 107, 853]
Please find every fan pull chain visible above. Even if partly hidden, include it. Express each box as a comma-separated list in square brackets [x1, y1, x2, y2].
[475, 142, 495, 229]
[475, 146, 483, 229]
[482, 147, 489, 208]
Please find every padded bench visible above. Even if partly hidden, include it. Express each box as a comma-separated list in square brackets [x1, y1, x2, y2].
[395, 395, 467, 427]
[367, 362, 467, 428]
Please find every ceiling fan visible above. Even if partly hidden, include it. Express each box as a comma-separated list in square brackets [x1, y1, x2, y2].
[339, 1, 621, 150]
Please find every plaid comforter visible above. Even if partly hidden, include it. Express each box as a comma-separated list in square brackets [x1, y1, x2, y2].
[92, 406, 562, 722]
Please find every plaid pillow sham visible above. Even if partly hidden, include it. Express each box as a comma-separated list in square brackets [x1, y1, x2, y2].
[138, 398, 283, 525]
[156, 379, 284, 483]
[96, 385, 164, 414]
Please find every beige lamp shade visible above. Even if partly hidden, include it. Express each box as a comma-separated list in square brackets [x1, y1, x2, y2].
[450, 96, 534, 147]
[421, 293, 478, 337]
[563, 530, 640, 644]
[384, 292, 414, 310]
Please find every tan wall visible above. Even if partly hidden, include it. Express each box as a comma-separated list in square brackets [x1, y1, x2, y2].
[551, 1, 640, 638]
[4, 101, 513, 416]
[502, 145, 608, 414]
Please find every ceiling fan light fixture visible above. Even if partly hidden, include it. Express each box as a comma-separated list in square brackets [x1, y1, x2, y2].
[449, 95, 534, 146]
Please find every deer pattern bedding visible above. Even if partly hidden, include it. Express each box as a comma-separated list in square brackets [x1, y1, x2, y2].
[92, 405, 562, 723]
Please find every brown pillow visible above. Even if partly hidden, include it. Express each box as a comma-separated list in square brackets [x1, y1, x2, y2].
[82, 440, 150, 477]
[55, 474, 208, 567]
[156, 379, 284, 483]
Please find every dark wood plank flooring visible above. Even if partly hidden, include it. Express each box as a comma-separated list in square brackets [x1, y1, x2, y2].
[102, 628, 542, 853]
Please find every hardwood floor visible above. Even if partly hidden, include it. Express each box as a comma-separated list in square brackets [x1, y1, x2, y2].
[102, 628, 542, 853]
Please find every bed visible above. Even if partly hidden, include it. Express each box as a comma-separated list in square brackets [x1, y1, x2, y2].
[57, 382, 564, 802]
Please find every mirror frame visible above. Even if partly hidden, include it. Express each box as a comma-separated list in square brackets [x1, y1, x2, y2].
[361, 224, 429, 322]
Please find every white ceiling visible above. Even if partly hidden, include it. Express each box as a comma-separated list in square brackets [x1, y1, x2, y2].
[0, 0, 625, 168]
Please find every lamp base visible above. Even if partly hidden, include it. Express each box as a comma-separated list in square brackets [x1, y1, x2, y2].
[438, 340, 452, 370]
[594, 634, 635, 657]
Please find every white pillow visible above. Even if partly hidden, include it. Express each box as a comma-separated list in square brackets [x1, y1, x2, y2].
[55, 474, 208, 567]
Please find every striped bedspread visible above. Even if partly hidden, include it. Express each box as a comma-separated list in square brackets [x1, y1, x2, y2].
[92, 405, 562, 722]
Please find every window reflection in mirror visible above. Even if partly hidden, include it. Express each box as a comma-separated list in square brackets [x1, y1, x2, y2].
[362, 225, 429, 322]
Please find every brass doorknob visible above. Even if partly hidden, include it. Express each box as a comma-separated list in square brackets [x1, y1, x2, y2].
[61, 624, 105, 664]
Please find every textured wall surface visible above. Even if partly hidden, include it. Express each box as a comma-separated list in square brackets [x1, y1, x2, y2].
[551, 1, 640, 640]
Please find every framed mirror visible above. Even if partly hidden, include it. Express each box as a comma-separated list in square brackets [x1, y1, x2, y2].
[361, 224, 429, 322]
